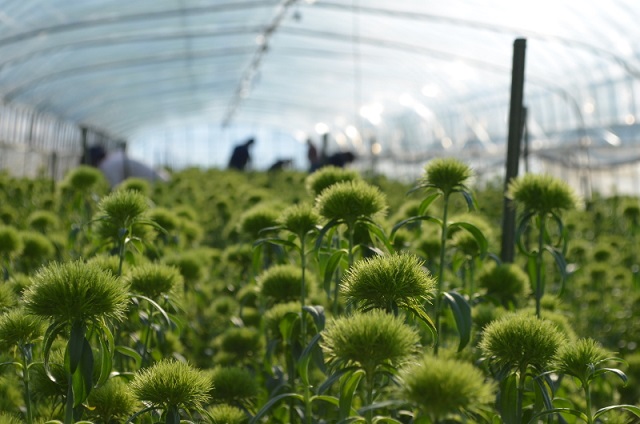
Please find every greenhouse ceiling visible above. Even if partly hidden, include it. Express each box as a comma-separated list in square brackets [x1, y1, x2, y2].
[1, 0, 640, 168]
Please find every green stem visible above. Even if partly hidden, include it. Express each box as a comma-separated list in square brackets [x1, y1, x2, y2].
[434, 193, 450, 355]
[21, 345, 33, 424]
[117, 235, 126, 277]
[365, 372, 374, 424]
[535, 214, 546, 319]
[65, 374, 74, 424]
[300, 234, 307, 344]
[516, 366, 527, 424]
[584, 383, 593, 424]
[141, 303, 154, 367]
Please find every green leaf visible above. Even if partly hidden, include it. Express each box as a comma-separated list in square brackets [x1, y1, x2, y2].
[543, 245, 568, 295]
[458, 190, 477, 212]
[303, 305, 325, 331]
[97, 334, 112, 387]
[448, 221, 489, 257]
[133, 294, 172, 327]
[391, 215, 443, 238]
[499, 374, 518, 424]
[71, 337, 94, 406]
[405, 306, 436, 341]
[417, 192, 441, 215]
[322, 249, 348, 295]
[249, 393, 304, 424]
[68, 321, 86, 374]
[310, 394, 340, 408]
[297, 334, 321, 386]
[115, 345, 142, 369]
[515, 210, 538, 256]
[315, 218, 343, 250]
[166, 406, 180, 424]
[360, 217, 394, 254]
[533, 374, 554, 411]
[442, 291, 472, 352]
[527, 408, 588, 423]
[592, 367, 628, 385]
[42, 321, 67, 383]
[279, 311, 300, 342]
[339, 369, 365, 420]
[254, 237, 297, 250]
[372, 417, 404, 424]
[594, 405, 640, 420]
[317, 366, 361, 395]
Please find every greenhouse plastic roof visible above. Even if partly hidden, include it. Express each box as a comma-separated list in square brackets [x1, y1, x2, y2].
[1, 0, 640, 165]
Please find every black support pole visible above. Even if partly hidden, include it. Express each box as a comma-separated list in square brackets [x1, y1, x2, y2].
[500, 38, 527, 263]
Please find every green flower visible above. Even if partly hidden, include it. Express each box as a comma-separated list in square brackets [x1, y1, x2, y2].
[238, 205, 280, 239]
[342, 253, 435, 315]
[125, 263, 183, 300]
[86, 378, 137, 423]
[208, 366, 258, 407]
[321, 310, 420, 377]
[23, 260, 129, 325]
[305, 166, 361, 197]
[207, 404, 248, 424]
[0, 226, 22, 257]
[479, 312, 565, 373]
[399, 354, 496, 420]
[278, 203, 320, 238]
[214, 327, 263, 365]
[26, 210, 60, 233]
[420, 157, 473, 196]
[62, 165, 105, 192]
[148, 207, 181, 233]
[130, 359, 211, 412]
[258, 264, 307, 305]
[117, 177, 151, 195]
[315, 180, 387, 224]
[507, 173, 578, 215]
[19, 230, 55, 262]
[94, 190, 151, 241]
[0, 308, 43, 350]
[552, 338, 611, 385]
[477, 263, 528, 306]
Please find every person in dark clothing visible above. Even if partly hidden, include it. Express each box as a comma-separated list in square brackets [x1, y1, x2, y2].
[325, 151, 356, 168]
[228, 138, 255, 170]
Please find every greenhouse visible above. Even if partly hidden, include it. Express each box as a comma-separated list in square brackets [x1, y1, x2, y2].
[1, 1, 640, 423]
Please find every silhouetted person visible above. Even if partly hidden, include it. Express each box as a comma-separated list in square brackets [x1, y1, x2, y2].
[325, 151, 356, 168]
[228, 138, 255, 170]
[87, 145, 169, 188]
[307, 139, 320, 171]
[268, 158, 293, 172]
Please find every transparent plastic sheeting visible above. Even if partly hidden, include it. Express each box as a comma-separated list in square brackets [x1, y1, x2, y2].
[0, 0, 640, 190]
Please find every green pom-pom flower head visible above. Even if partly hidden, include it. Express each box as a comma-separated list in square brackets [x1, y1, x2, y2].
[125, 262, 183, 300]
[23, 260, 129, 326]
[507, 173, 578, 216]
[26, 210, 60, 234]
[95, 190, 150, 237]
[278, 203, 320, 239]
[0, 308, 43, 351]
[305, 166, 361, 197]
[479, 312, 565, 373]
[0, 226, 22, 258]
[552, 338, 614, 386]
[61, 165, 106, 192]
[208, 366, 258, 407]
[315, 180, 387, 225]
[86, 378, 137, 423]
[477, 262, 529, 307]
[129, 359, 211, 413]
[342, 253, 435, 315]
[258, 264, 309, 305]
[321, 310, 420, 378]
[419, 157, 473, 197]
[206, 404, 248, 424]
[399, 354, 496, 421]
[116, 177, 151, 196]
[238, 204, 280, 239]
